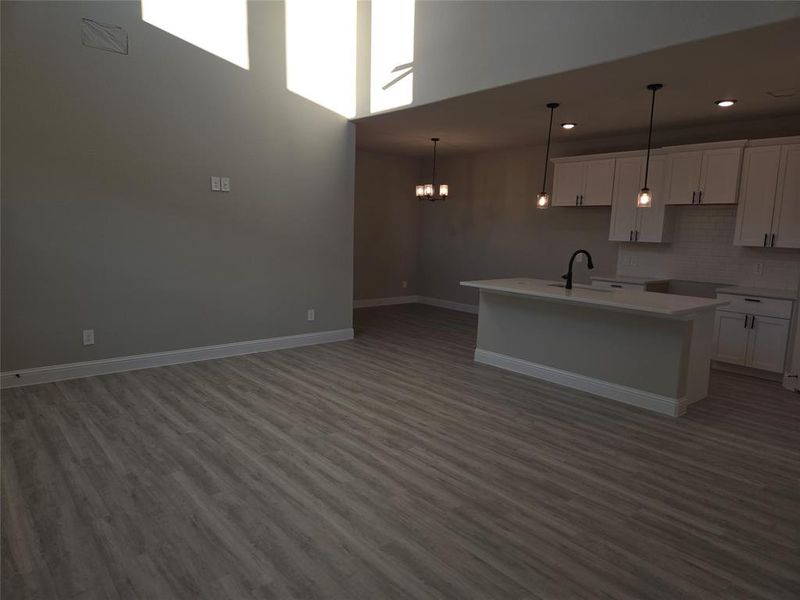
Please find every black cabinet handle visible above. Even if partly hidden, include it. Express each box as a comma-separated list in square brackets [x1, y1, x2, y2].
[635, 230, 639, 241]
[629, 230, 633, 241]
[763, 233, 768, 247]
[698, 190, 703, 204]
[744, 298, 761, 303]
[691, 191, 696, 204]
[744, 315, 749, 328]
[581, 194, 584, 205]
[610, 284, 623, 288]
[751, 316, 756, 329]
[576, 194, 579, 206]
[771, 233, 776, 247]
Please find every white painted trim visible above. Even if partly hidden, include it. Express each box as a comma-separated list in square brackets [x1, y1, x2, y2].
[418, 296, 479, 314]
[353, 296, 418, 308]
[474, 348, 685, 417]
[1, 328, 354, 389]
[352, 295, 478, 314]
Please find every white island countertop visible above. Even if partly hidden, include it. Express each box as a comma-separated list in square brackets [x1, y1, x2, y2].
[461, 278, 728, 318]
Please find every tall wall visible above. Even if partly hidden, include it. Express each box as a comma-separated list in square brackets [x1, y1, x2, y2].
[1, 1, 355, 371]
[410, 1, 800, 109]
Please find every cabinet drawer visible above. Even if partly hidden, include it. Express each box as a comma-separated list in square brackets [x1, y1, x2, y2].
[716, 294, 793, 319]
[592, 280, 645, 291]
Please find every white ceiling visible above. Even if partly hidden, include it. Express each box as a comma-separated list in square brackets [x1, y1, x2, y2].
[355, 19, 800, 156]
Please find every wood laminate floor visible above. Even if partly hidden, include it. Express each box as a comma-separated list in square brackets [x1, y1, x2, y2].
[2, 304, 800, 599]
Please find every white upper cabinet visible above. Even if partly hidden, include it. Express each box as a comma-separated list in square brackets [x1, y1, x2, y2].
[582, 159, 616, 206]
[772, 144, 800, 248]
[664, 143, 743, 205]
[552, 161, 584, 206]
[734, 141, 800, 248]
[665, 151, 702, 205]
[552, 158, 615, 206]
[609, 155, 668, 243]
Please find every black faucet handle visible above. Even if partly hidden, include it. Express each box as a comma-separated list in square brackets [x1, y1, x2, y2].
[561, 273, 569, 280]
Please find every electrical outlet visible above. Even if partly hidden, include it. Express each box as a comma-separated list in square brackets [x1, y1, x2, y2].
[307, 308, 315, 322]
[402, 280, 408, 289]
[221, 177, 230, 192]
[82, 329, 95, 346]
[210, 176, 221, 191]
[754, 262, 764, 276]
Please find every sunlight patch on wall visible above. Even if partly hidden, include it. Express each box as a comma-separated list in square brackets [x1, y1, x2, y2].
[370, 0, 415, 114]
[142, 0, 249, 70]
[285, 0, 357, 119]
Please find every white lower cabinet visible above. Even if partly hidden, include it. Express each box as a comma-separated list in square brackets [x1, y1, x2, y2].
[747, 315, 791, 372]
[713, 296, 792, 373]
[713, 311, 750, 365]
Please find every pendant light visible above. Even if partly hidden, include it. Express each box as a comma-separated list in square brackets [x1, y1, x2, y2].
[415, 138, 448, 201]
[637, 83, 663, 208]
[536, 102, 559, 209]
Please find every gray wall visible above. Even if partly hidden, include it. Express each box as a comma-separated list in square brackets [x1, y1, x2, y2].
[410, 1, 800, 109]
[1, 1, 355, 371]
[417, 145, 617, 306]
[354, 151, 420, 300]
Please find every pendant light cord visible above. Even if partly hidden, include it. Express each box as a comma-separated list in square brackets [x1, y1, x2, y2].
[432, 138, 437, 191]
[541, 103, 558, 195]
[643, 84, 661, 189]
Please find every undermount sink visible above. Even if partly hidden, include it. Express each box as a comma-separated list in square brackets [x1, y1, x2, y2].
[548, 283, 611, 292]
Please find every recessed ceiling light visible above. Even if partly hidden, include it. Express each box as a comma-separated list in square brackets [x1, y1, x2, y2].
[561, 122, 576, 130]
[715, 99, 737, 108]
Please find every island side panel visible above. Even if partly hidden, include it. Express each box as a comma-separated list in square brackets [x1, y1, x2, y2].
[475, 290, 689, 402]
[683, 311, 714, 404]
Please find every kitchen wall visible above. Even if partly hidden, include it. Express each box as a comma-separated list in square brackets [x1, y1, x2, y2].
[618, 205, 800, 291]
[410, 1, 800, 109]
[354, 116, 800, 305]
[416, 146, 618, 306]
[354, 151, 421, 300]
[2, 1, 355, 371]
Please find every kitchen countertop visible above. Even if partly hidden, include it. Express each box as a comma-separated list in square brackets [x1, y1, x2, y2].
[716, 285, 798, 301]
[461, 278, 728, 317]
[591, 275, 670, 285]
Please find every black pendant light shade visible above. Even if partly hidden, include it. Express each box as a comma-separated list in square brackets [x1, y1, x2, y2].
[415, 138, 448, 201]
[536, 102, 559, 209]
[638, 83, 663, 208]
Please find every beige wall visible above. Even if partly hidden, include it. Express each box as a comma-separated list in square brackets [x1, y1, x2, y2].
[354, 151, 420, 300]
[1, 1, 355, 371]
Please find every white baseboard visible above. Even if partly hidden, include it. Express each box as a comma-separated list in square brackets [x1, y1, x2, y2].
[353, 296, 418, 308]
[474, 348, 685, 417]
[1, 328, 354, 389]
[353, 295, 478, 314]
[418, 296, 479, 314]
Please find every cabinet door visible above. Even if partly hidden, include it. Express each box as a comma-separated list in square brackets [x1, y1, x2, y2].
[582, 159, 615, 206]
[552, 162, 585, 206]
[699, 147, 743, 204]
[609, 157, 642, 241]
[636, 156, 667, 243]
[665, 151, 702, 205]
[713, 311, 749, 366]
[746, 315, 790, 373]
[733, 146, 780, 247]
[772, 144, 800, 248]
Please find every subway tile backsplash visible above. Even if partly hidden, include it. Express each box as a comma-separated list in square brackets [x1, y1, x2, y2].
[617, 205, 800, 293]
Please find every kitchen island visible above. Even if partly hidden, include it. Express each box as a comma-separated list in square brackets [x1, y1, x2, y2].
[461, 278, 728, 416]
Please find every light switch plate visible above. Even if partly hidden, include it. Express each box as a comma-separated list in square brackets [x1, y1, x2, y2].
[307, 309, 315, 322]
[211, 176, 221, 191]
[221, 177, 230, 192]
